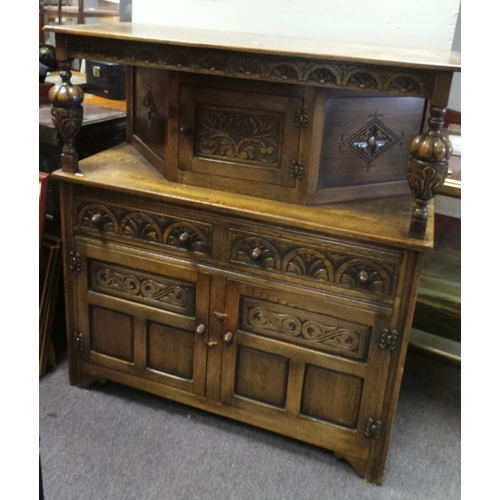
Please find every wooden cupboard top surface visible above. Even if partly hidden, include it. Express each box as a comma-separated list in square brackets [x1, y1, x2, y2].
[45, 22, 460, 72]
[52, 143, 433, 251]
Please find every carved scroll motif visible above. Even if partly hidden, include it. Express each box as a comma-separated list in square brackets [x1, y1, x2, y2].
[66, 36, 432, 97]
[247, 306, 360, 350]
[241, 299, 369, 360]
[77, 201, 211, 255]
[92, 262, 195, 315]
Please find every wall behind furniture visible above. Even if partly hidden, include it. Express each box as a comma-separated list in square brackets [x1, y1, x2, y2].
[132, 0, 460, 52]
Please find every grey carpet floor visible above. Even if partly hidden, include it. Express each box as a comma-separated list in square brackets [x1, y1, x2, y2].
[39, 351, 460, 500]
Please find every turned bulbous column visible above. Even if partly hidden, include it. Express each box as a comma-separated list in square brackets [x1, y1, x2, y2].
[49, 60, 84, 173]
[407, 106, 453, 238]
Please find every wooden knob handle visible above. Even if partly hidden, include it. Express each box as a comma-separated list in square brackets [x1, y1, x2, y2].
[251, 247, 262, 260]
[358, 270, 369, 284]
[90, 213, 102, 228]
[179, 232, 190, 243]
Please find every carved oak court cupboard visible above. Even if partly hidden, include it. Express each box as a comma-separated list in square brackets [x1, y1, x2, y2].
[46, 23, 460, 484]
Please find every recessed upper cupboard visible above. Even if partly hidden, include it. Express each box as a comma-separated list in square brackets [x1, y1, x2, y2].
[130, 68, 426, 204]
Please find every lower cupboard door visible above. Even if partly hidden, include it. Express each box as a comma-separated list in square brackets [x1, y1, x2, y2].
[219, 280, 392, 458]
[74, 242, 210, 396]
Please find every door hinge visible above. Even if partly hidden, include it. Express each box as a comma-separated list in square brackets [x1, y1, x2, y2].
[295, 108, 309, 128]
[379, 328, 399, 351]
[73, 332, 85, 352]
[69, 251, 82, 273]
[364, 417, 383, 440]
[291, 160, 305, 179]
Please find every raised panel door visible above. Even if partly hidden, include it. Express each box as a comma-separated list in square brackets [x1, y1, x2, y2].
[178, 85, 303, 193]
[73, 241, 211, 396]
[219, 279, 393, 467]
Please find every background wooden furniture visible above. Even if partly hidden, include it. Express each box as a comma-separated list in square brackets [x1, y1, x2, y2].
[46, 22, 460, 485]
[40, 1, 120, 44]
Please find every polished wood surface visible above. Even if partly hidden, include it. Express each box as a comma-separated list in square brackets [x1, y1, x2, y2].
[45, 22, 461, 71]
[52, 143, 433, 250]
[49, 22, 449, 485]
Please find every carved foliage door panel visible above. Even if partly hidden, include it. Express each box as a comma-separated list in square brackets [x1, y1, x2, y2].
[178, 85, 302, 189]
[74, 241, 210, 396]
[220, 279, 392, 455]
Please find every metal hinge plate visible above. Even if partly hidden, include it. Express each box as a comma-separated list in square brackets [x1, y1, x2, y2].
[379, 328, 399, 351]
[364, 417, 383, 440]
[291, 160, 305, 179]
[295, 109, 309, 128]
[69, 251, 82, 273]
[73, 332, 85, 352]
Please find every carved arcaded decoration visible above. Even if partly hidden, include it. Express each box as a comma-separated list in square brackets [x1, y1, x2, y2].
[77, 200, 211, 255]
[282, 248, 334, 282]
[241, 299, 369, 360]
[121, 212, 163, 242]
[66, 36, 432, 97]
[79, 204, 119, 233]
[336, 259, 391, 294]
[407, 106, 453, 226]
[343, 68, 381, 90]
[230, 231, 396, 296]
[91, 261, 195, 316]
[195, 107, 282, 165]
[164, 222, 208, 253]
[49, 60, 84, 173]
[232, 237, 281, 269]
[385, 72, 426, 94]
[303, 64, 340, 85]
[341, 112, 403, 171]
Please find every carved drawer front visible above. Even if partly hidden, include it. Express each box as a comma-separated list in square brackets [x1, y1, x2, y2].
[75, 198, 213, 258]
[220, 280, 392, 458]
[240, 296, 370, 361]
[178, 84, 303, 194]
[73, 243, 211, 397]
[229, 229, 401, 298]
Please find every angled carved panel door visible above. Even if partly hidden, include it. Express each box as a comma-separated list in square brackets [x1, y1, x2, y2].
[220, 279, 393, 471]
[178, 85, 303, 198]
[73, 241, 210, 396]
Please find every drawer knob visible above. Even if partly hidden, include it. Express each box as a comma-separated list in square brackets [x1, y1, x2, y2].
[179, 232, 190, 244]
[180, 125, 191, 133]
[90, 213, 103, 228]
[195, 324, 206, 336]
[358, 270, 369, 284]
[223, 332, 234, 345]
[251, 247, 262, 260]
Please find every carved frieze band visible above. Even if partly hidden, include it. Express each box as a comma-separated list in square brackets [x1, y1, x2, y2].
[66, 36, 432, 97]
[91, 260, 195, 316]
[77, 201, 212, 255]
[241, 298, 369, 360]
[195, 107, 282, 165]
[230, 232, 396, 296]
